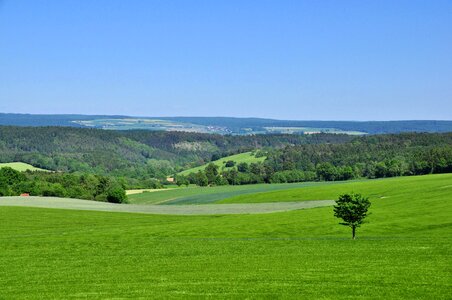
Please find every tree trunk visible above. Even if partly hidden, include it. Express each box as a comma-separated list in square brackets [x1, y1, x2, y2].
[352, 226, 356, 240]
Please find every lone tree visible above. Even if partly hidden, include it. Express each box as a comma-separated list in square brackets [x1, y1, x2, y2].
[334, 193, 371, 239]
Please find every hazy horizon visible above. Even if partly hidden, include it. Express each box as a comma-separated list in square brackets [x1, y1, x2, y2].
[1, 1, 451, 120]
[2, 111, 452, 122]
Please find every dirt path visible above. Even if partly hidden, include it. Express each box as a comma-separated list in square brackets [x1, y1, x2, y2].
[0, 196, 334, 215]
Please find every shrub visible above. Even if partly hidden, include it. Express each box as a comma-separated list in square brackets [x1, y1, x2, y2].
[106, 184, 128, 204]
[224, 160, 236, 168]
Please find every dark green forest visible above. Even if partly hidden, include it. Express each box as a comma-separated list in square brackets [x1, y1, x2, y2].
[1, 126, 451, 195]
[181, 133, 452, 186]
[0, 126, 351, 181]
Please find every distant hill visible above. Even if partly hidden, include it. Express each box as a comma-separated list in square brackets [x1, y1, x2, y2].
[0, 126, 451, 186]
[1, 113, 451, 134]
[0, 113, 128, 127]
[0, 126, 348, 181]
[161, 117, 452, 134]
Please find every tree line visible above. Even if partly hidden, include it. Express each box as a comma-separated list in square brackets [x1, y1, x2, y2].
[177, 133, 452, 186]
[0, 126, 352, 187]
[1, 126, 451, 189]
[0, 167, 128, 203]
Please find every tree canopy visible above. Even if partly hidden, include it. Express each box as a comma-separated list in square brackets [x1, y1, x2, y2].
[333, 193, 371, 239]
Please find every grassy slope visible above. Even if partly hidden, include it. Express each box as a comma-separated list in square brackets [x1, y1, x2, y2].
[128, 181, 347, 205]
[0, 196, 334, 215]
[1, 174, 451, 298]
[219, 173, 452, 204]
[178, 151, 266, 176]
[0, 162, 48, 172]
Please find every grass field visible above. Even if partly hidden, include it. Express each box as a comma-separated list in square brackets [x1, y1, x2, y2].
[129, 175, 427, 205]
[219, 173, 452, 204]
[178, 151, 266, 176]
[128, 181, 346, 205]
[0, 162, 49, 172]
[0, 196, 334, 215]
[1, 174, 451, 298]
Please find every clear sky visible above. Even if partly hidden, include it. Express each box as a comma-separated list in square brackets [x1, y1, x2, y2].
[0, 0, 451, 120]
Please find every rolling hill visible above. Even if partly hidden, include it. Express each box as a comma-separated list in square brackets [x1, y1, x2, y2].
[2, 113, 452, 134]
[0, 173, 450, 298]
[0, 126, 353, 179]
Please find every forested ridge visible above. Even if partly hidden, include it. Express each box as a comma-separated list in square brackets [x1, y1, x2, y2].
[0, 126, 350, 181]
[1, 126, 451, 191]
[180, 133, 452, 186]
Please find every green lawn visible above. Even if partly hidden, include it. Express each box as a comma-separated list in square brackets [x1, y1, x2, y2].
[178, 151, 266, 176]
[1, 173, 451, 298]
[0, 162, 49, 172]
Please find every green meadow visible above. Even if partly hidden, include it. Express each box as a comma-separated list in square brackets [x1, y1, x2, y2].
[1, 174, 451, 298]
[178, 151, 266, 176]
[219, 173, 452, 203]
[128, 174, 444, 206]
[0, 162, 49, 172]
[128, 181, 346, 204]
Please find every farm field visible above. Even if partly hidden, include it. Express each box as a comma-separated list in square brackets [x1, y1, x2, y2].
[128, 180, 347, 205]
[263, 126, 366, 135]
[0, 196, 333, 215]
[71, 117, 371, 135]
[0, 173, 451, 298]
[128, 174, 442, 205]
[73, 118, 211, 132]
[0, 162, 49, 172]
[126, 188, 165, 195]
[178, 151, 266, 176]
[219, 173, 452, 204]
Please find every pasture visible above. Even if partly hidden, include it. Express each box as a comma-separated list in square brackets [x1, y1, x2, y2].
[127, 180, 346, 204]
[219, 173, 452, 203]
[0, 162, 49, 172]
[1, 173, 451, 298]
[0, 196, 334, 215]
[178, 151, 266, 176]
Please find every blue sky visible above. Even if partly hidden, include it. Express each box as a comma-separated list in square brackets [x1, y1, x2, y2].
[0, 0, 451, 120]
